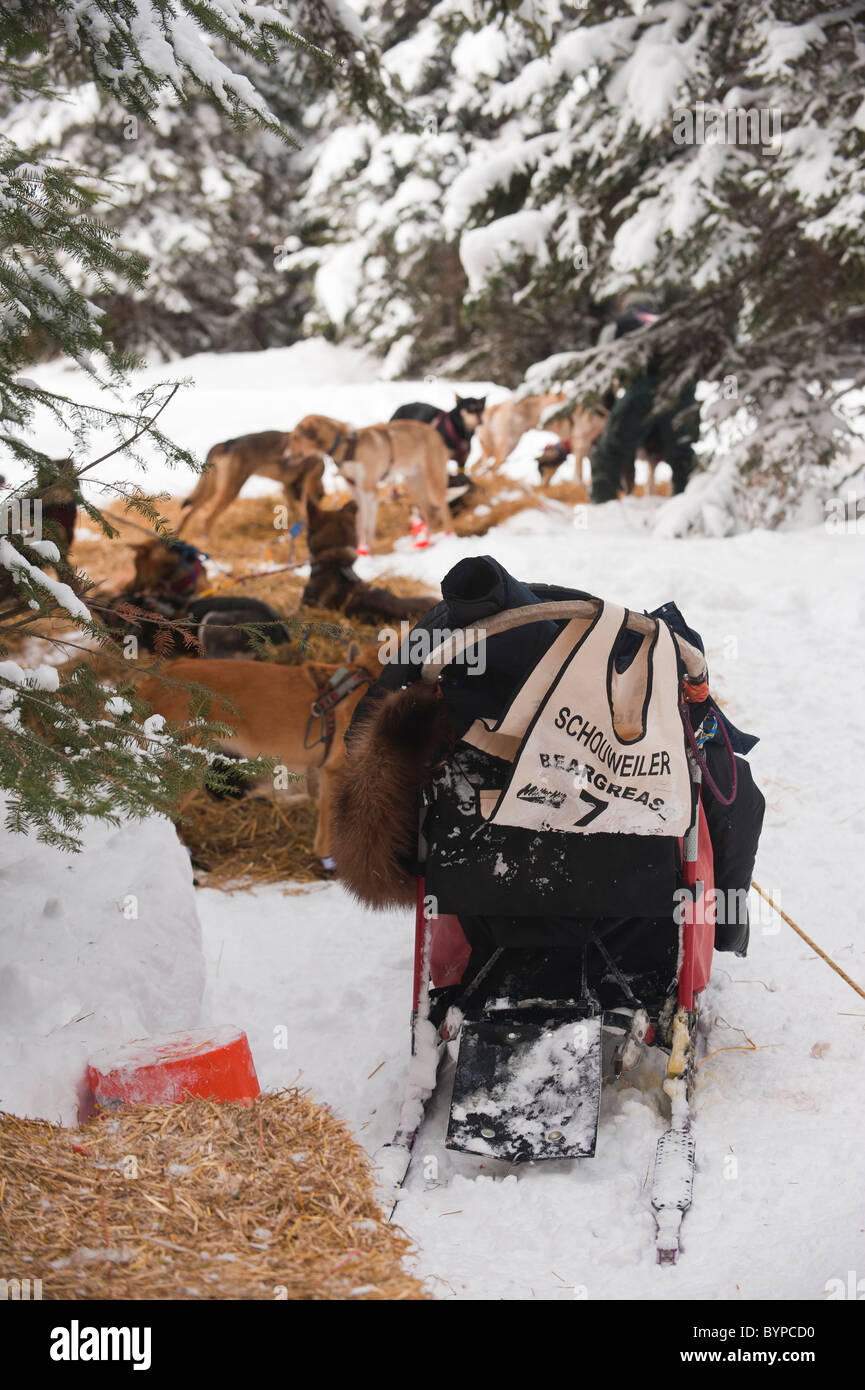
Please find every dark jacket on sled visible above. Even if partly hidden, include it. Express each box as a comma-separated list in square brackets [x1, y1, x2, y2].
[335, 557, 764, 973]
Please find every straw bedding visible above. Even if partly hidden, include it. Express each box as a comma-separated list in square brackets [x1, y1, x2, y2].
[0, 1091, 427, 1300]
[178, 791, 330, 887]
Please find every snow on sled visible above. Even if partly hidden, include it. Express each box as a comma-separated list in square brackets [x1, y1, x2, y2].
[446, 1003, 602, 1160]
[336, 573, 758, 1265]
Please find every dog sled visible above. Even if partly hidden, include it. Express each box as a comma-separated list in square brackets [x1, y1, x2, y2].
[355, 580, 760, 1266]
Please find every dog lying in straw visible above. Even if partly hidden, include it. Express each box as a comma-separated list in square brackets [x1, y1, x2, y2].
[137, 641, 384, 867]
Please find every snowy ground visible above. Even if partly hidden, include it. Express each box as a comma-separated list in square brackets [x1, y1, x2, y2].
[5, 341, 865, 1299]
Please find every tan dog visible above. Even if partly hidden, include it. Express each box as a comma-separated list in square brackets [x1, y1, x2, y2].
[285, 415, 450, 553]
[137, 644, 383, 864]
[476, 393, 608, 474]
[177, 431, 325, 537]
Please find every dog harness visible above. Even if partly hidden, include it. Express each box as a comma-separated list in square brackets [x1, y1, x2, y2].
[537, 440, 570, 470]
[163, 540, 207, 600]
[328, 428, 359, 463]
[432, 411, 470, 467]
[308, 561, 361, 587]
[304, 664, 372, 758]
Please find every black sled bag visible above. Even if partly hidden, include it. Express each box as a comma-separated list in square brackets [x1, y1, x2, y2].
[423, 577, 687, 920]
[423, 741, 680, 918]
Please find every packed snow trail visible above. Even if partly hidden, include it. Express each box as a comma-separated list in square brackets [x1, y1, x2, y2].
[199, 499, 865, 1301]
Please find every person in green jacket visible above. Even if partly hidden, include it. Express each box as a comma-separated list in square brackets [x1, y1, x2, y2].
[590, 293, 700, 504]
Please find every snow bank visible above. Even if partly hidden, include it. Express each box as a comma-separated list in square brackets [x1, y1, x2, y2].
[0, 810, 204, 1126]
[652, 462, 741, 538]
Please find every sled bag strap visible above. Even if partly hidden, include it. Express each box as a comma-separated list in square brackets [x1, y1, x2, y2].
[680, 697, 738, 807]
[462, 613, 596, 758]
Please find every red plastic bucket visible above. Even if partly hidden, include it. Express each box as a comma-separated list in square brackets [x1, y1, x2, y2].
[87, 1026, 260, 1109]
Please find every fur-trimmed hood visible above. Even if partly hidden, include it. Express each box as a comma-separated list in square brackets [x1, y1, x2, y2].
[330, 681, 453, 909]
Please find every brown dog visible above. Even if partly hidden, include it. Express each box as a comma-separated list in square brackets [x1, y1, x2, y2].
[285, 415, 450, 553]
[137, 644, 384, 865]
[476, 393, 608, 474]
[128, 536, 206, 597]
[621, 449, 665, 496]
[302, 498, 438, 620]
[177, 432, 325, 537]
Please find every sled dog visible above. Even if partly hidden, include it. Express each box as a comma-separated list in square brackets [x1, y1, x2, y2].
[390, 397, 486, 467]
[477, 393, 608, 473]
[284, 414, 450, 553]
[302, 498, 438, 620]
[137, 643, 384, 863]
[177, 432, 325, 537]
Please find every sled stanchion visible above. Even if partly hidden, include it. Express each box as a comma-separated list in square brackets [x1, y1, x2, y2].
[412, 877, 428, 1021]
[376, 880, 444, 1221]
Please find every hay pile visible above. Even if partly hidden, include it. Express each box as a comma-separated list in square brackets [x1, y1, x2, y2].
[178, 791, 329, 887]
[0, 1091, 427, 1300]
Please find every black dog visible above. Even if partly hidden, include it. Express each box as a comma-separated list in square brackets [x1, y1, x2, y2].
[390, 396, 486, 468]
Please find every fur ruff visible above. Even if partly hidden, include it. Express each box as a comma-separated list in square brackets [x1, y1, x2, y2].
[331, 681, 453, 909]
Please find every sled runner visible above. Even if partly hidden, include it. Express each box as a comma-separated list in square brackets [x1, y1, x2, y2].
[377, 598, 730, 1265]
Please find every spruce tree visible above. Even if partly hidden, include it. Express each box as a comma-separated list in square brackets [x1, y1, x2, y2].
[298, 0, 865, 524]
[0, 1, 402, 358]
[0, 0, 374, 846]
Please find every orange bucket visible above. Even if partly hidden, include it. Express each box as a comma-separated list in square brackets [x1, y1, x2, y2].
[87, 1026, 260, 1109]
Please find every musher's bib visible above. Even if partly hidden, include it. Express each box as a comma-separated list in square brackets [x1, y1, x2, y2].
[463, 600, 691, 836]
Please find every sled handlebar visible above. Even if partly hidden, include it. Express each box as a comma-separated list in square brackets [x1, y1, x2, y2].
[420, 601, 708, 684]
